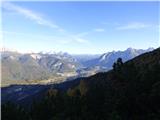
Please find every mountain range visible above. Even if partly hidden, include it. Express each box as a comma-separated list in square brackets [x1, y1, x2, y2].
[82, 47, 154, 70]
[1, 51, 79, 86]
[1, 47, 154, 86]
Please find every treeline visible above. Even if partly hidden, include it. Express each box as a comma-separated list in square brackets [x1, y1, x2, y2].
[2, 49, 160, 120]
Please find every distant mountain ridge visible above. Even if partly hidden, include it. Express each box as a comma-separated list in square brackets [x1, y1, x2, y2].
[82, 47, 154, 70]
[1, 47, 154, 85]
[1, 51, 79, 85]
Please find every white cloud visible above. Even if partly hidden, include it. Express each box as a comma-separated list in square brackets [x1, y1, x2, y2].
[2, 2, 59, 29]
[59, 39, 72, 44]
[76, 32, 90, 37]
[75, 28, 105, 38]
[58, 38, 89, 44]
[93, 28, 105, 32]
[2, 2, 90, 45]
[74, 37, 89, 43]
[58, 28, 65, 32]
[117, 22, 151, 30]
[2, 30, 90, 45]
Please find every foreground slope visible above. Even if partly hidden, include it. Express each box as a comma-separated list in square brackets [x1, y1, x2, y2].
[2, 48, 160, 120]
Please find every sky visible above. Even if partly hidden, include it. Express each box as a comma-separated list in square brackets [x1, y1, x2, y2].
[1, 1, 159, 54]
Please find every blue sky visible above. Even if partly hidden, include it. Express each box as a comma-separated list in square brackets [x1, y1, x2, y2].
[1, 1, 159, 54]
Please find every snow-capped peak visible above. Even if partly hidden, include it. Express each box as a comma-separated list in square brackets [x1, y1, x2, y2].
[30, 53, 42, 60]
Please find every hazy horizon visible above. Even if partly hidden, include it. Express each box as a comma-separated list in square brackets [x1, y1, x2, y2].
[1, 1, 159, 54]
[0, 47, 156, 55]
